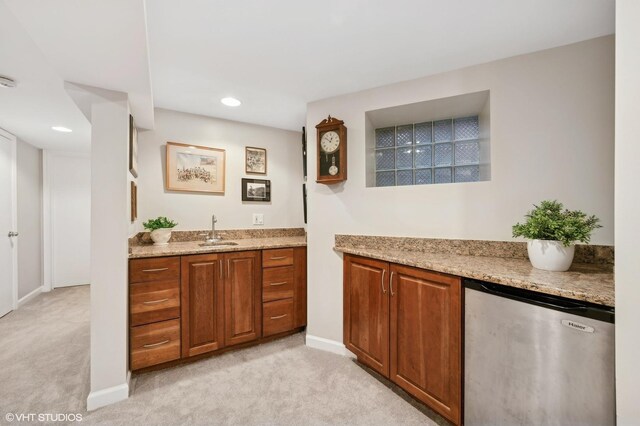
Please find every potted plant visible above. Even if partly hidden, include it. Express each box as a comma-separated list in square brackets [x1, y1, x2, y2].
[143, 216, 178, 246]
[512, 200, 601, 272]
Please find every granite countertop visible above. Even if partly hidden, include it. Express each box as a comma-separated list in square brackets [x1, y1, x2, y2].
[335, 246, 614, 307]
[129, 236, 306, 259]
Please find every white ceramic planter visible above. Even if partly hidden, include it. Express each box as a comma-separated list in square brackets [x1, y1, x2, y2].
[150, 228, 172, 246]
[527, 239, 575, 272]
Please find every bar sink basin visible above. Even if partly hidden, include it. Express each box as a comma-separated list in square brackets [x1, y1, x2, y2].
[199, 241, 239, 247]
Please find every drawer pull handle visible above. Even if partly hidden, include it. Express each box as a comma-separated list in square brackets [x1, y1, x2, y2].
[143, 298, 169, 305]
[270, 314, 287, 320]
[270, 256, 287, 260]
[269, 281, 287, 286]
[143, 340, 170, 348]
[142, 267, 169, 273]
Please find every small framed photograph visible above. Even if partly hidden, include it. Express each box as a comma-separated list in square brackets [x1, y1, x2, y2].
[166, 141, 226, 194]
[242, 178, 271, 202]
[245, 146, 267, 174]
[129, 114, 138, 178]
[130, 181, 137, 222]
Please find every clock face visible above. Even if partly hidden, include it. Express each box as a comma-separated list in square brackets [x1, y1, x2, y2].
[320, 131, 340, 154]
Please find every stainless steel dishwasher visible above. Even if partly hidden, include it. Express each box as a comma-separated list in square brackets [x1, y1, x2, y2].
[464, 278, 615, 426]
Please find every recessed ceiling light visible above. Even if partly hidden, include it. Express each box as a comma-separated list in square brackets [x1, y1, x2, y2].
[221, 97, 241, 107]
[52, 126, 72, 133]
[0, 75, 17, 88]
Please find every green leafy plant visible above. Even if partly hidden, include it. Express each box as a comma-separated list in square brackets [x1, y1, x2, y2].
[512, 200, 601, 246]
[143, 216, 178, 231]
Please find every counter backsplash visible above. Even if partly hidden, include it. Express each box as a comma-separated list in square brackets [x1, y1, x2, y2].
[334, 234, 614, 265]
[130, 227, 306, 246]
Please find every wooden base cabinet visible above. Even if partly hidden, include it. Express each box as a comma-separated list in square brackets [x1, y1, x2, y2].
[343, 254, 462, 425]
[129, 246, 306, 371]
[181, 253, 225, 357]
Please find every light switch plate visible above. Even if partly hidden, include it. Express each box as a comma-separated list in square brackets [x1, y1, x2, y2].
[252, 213, 264, 225]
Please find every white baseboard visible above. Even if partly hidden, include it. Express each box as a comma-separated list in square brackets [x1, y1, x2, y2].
[17, 286, 43, 308]
[86, 371, 131, 411]
[305, 334, 354, 357]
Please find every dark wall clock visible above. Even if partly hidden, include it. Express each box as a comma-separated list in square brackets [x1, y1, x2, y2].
[316, 115, 347, 184]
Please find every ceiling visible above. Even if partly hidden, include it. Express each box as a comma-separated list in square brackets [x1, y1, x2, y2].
[0, 1, 91, 151]
[0, 0, 615, 150]
[146, 0, 614, 131]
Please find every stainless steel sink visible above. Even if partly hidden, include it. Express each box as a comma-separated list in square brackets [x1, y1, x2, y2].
[199, 241, 238, 247]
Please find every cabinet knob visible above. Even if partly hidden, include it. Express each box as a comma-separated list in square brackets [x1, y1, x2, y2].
[7, 231, 18, 238]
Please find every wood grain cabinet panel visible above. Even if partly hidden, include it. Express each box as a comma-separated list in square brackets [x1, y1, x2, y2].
[343, 255, 390, 377]
[262, 266, 294, 302]
[181, 253, 225, 357]
[263, 298, 294, 337]
[130, 279, 180, 326]
[224, 251, 262, 346]
[129, 256, 180, 283]
[389, 264, 462, 425]
[262, 248, 294, 268]
[293, 247, 307, 328]
[130, 319, 181, 370]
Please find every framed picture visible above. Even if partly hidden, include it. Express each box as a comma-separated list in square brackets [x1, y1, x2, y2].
[130, 181, 137, 222]
[129, 115, 138, 178]
[242, 178, 271, 202]
[245, 146, 267, 174]
[166, 141, 226, 193]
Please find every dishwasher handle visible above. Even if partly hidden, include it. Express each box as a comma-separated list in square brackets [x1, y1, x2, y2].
[464, 278, 615, 323]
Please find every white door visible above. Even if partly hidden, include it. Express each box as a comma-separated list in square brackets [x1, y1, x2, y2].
[0, 128, 17, 317]
[48, 153, 91, 288]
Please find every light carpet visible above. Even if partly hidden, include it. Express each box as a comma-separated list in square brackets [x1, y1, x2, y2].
[0, 286, 445, 425]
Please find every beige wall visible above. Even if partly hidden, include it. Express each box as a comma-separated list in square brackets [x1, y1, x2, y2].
[615, 1, 640, 423]
[306, 36, 614, 343]
[16, 138, 42, 299]
[136, 108, 304, 232]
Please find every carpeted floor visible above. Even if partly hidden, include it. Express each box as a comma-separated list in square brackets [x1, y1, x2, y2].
[0, 286, 444, 425]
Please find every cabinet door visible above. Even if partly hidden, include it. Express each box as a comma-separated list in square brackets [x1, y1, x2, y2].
[181, 253, 225, 357]
[224, 251, 262, 346]
[343, 254, 390, 377]
[389, 264, 462, 425]
[293, 247, 307, 328]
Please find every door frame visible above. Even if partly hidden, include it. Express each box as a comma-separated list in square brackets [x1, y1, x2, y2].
[0, 127, 18, 311]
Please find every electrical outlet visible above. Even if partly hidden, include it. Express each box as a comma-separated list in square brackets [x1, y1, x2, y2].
[252, 213, 264, 226]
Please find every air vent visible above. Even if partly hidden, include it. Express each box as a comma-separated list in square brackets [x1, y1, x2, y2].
[0, 76, 17, 88]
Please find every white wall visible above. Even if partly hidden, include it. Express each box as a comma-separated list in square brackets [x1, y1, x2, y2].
[615, 1, 640, 423]
[44, 151, 91, 288]
[16, 139, 42, 299]
[86, 88, 130, 410]
[306, 36, 614, 343]
[137, 108, 304, 231]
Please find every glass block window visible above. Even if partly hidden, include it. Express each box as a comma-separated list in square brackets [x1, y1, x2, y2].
[374, 116, 481, 187]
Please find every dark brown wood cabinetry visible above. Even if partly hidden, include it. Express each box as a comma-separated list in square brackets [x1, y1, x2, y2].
[261, 247, 307, 337]
[181, 253, 225, 357]
[129, 246, 306, 371]
[343, 254, 462, 425]
[343, 255, 390, 376]
[224, 251, 262, 346]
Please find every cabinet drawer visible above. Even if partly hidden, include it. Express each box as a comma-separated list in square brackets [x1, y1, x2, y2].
[130, 280, 180, 326]
[263, 298, 294, 337]
[262, 248, 294, 268]
[130, 319, 181, 370]
[262, 266, 294, 302]
[129, 257, 180, 283]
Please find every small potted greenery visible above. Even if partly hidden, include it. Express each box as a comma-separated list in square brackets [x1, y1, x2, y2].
[512, 200, 601, 272]
[143, 216, 178, 246]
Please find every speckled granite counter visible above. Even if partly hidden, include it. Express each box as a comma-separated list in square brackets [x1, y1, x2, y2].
[335, 236, 614, 307]
[129, 236, 306, 259]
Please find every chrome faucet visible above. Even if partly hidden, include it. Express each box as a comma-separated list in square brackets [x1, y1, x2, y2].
[207, 214, 220, 243]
